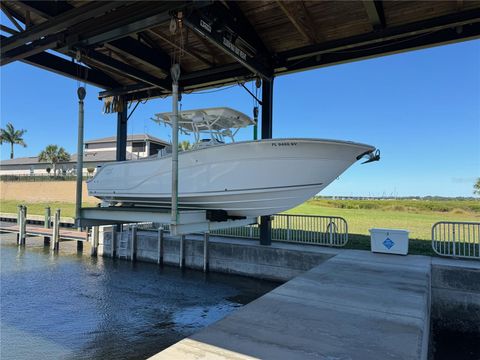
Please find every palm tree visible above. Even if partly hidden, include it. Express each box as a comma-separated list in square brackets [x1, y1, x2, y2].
[38, 145, 70, 176]
[474, 178, 480, 196]
[0, 122, 27, 159]
[179, 140, 191, 151]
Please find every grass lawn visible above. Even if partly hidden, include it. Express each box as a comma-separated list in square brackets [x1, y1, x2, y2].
[0, 200, 98, 218]
[1, 198, 478, 256]
[285, 199, 479, 256]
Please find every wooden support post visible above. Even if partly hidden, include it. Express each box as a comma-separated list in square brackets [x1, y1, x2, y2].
[19, 205, 27, 246]
[16, 205, 22, 245]
[90, 226, 99, 256]
[130, 225, 137, 262]
[157, 227, 164, 266]
[77, 241, 83, 252]
[51, 209, 60, 252]
[44, 207, 51, 246]
[17, 205, 23, 245]
[179, 235, 185, 269]
[203, 232, 209, 273]
[21, 205, 27, 246]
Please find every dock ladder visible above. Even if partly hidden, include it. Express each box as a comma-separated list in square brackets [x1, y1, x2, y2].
[118, 228, 130, 260]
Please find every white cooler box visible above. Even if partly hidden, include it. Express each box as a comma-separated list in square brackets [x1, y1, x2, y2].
[369, 228, 409, 255]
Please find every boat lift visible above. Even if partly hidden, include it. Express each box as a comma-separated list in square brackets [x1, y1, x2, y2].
[79, 206, 257, 236]
[75, 61, 259, 240]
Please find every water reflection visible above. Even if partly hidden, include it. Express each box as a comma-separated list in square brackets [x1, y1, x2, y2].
[0, 235, 279, 360]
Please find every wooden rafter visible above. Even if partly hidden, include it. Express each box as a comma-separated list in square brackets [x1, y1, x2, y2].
[276, 0, 318, 44]
[362, 0, 386, 30]
[0, 2, 24, 32]
[147, 28, 214, 67]
[0, 24, 19, 35]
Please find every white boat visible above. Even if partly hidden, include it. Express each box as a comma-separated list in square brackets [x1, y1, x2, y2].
[87, 108, 379, 217]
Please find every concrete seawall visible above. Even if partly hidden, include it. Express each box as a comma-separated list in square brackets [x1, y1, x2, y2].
[153, 251, 433, 360]
[431, 257, 480, 333]
[98, 230, 337, 282]
[94, 229, 479, 359]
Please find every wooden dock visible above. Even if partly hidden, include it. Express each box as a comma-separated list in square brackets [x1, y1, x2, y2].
[0, 222, 87, 241]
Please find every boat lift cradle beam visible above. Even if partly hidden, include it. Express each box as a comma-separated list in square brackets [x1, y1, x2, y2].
[78, 207, 257, 236]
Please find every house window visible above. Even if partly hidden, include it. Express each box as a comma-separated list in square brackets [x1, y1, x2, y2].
[132, 142, 146, 152]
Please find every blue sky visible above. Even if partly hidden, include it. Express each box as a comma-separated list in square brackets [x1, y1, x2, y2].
[1, 39, 479, 197]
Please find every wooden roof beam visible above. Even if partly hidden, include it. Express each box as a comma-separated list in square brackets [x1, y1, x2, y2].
[0, 32, 119, 89]
[0, 2, 24, 32]
[1, 34, 60, 65]
[276, 1, 318, 44]
[81, 50, 171, 91]
[105, 36, 173, 76]
[280, 7, 480, 63]
[143, 29, 214, 67]
[1, 24, 19, 35]
[15, 1, 73, 20]
[184, 3, 273, 79]
[1, 1, 122, 54]
[362, 0, 386, 30]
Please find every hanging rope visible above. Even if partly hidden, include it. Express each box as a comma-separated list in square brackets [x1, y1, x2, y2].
[102, 95, 126, 114]
[75, 49, 88, 92]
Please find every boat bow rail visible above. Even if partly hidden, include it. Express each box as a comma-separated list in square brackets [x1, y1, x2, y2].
[79, 206, 257, 236]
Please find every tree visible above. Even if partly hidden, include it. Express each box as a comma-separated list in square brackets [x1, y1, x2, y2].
[87, 167, 95, 178]
[38, 145, 70, 176]
[179, 140, 191, 151]
[0, 122, 27, 159]
[474, 178, 480, 196]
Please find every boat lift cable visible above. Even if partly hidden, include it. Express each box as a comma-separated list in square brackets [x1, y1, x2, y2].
[126, 100, 141, 121]
[239, 82, 263, 105]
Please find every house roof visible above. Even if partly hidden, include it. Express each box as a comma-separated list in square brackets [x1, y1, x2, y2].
[0, 133, 167, 167]
[85, 133, 170, 145]
[0, 150, 139, 167]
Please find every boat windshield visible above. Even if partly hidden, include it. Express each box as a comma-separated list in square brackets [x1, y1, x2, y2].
[152, 107, 255, 149]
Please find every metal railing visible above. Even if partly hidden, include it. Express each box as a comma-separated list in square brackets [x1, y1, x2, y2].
[432, 221, 480, 259]
[130, 214, 348, 247]
[213, 214, 349, 247]
[0, 174, 91, 182]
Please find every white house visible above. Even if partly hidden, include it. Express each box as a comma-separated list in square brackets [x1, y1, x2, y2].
[0, 134, 169, 176]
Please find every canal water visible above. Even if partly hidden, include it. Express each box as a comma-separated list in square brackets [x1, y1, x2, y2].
[0, 235, 279, 359]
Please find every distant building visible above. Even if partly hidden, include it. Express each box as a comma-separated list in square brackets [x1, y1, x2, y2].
[0, 134, 169, 176]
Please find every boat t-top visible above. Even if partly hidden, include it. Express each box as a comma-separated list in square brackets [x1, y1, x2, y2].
[87, 107, 379, 217]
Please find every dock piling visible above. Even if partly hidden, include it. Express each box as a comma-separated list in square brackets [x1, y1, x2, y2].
[203, 232, 209, 273]
[51, 209, 60, 252]
[18, 205, 26, 246]
[157, 227, 164, 266]
[90, 226, 99, 256]
[179, 235, 185, 269]
[111, 228, 116, 258]
[16, 205, 22, 245]
[130, 225, 137, 262]
[44, 207, 51, 246]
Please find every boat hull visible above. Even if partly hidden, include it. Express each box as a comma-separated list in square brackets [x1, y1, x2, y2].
[87, 139, 374, 216]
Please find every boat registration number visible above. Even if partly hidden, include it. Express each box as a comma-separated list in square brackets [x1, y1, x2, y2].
[271, 142, 297, 146]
